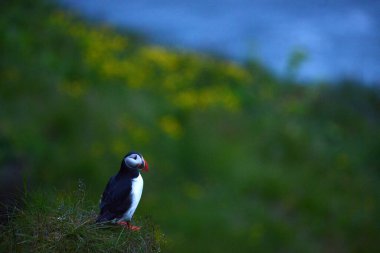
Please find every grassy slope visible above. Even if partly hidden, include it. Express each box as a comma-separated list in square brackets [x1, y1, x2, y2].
[1, 0, 380, 252]
[0, 182, 165, 253]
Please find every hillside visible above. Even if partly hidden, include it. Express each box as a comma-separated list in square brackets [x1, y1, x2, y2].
[1, 0, 380, 252]
[0, 182, 165, 253]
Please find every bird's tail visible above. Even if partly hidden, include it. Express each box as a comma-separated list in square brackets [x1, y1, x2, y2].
[96, 211, 115, 223]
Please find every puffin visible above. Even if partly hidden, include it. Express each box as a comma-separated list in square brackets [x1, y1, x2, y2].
[96, 151, 149, 231]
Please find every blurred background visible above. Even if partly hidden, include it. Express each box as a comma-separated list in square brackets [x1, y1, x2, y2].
[1, 0, 379, 252]
[57, 0, 380, 83]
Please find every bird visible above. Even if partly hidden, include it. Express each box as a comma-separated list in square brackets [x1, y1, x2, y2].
[96, 151, 149, 231]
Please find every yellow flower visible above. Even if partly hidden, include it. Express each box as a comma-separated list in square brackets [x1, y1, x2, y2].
[159, 116, 182, 139]
[173, 90, 198, 109]
[140, 47, 178, 70]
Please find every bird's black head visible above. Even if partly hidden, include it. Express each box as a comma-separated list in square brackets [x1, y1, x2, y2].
[120, 151, 149, 172]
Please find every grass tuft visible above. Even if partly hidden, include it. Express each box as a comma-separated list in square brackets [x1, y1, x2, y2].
[0, 183, 165, 253]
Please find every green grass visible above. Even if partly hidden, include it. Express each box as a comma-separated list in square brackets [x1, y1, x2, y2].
[0, 182, 166, 253]
[1, 0, 380, 252]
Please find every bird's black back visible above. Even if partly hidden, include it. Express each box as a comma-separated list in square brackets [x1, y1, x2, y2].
[96, 157, 139, 223]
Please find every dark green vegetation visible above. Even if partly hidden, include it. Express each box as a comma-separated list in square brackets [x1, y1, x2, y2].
[0, 182, 164, 253]
[1, 0, 380, 252]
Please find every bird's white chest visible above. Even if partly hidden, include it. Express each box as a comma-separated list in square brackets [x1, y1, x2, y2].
[121, 173, 143, 221]
[131, 174, 144, 204]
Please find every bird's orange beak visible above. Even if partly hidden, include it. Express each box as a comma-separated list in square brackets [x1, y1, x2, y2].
[141, 160, 149, 172]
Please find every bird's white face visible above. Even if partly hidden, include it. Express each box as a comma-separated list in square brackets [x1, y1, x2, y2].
[124, 153, 149, 172]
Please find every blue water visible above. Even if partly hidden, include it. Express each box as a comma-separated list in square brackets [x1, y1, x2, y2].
[58, 0, 380, 83]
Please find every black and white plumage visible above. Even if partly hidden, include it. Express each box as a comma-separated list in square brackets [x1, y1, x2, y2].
[96, 152, 149, 230]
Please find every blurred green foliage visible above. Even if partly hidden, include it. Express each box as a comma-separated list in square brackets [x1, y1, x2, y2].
[1, 0, 379, 252]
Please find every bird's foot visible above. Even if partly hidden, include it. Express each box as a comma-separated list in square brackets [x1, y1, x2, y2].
[129, 224, 141, 231]
[117, 221, 141, 231]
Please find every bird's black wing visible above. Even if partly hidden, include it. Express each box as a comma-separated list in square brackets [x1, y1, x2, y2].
[96, 176, 132, 223]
